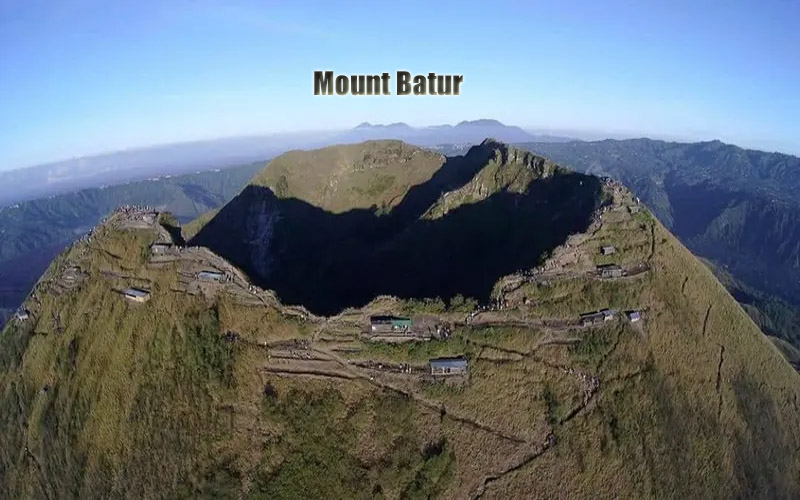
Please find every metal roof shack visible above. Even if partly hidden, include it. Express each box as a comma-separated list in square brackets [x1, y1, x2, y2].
[601, 245, 616, 255]
[122, 288, 151, 303]
[197, 271, 226, 282]
[14, 308, 29, 321]
[580, 311, 604, 327]
[581, 309, 616, 326]
[627, 311, 642, 322]
[597, 264, 623, 278]
[429, 357, 468, 376]
[600, 308, 617, 321]
[150, 243, 173, 254]
[370, 315, 412, 333]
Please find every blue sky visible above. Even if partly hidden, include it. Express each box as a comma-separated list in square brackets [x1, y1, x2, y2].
[1, 0, 798, 170]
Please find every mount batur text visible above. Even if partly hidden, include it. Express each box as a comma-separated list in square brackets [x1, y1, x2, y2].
[314, 71, 463, 96]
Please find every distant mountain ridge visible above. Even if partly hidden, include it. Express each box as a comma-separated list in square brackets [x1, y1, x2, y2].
[338, 119, 572, 146]
[354, 122, 413, 131]
[0, 133, 331, 207]
[7, 119, 800, 210]
[0, 121, 568, 208]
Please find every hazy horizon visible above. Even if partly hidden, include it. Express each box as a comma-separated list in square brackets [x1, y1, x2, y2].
[2, 0, 799, 170]
[4, 119, 800, 174]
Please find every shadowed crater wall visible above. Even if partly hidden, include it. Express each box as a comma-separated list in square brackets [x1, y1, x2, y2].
[191, 151, 604, 315]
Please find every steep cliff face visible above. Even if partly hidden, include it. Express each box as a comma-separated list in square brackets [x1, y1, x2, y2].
[191, 140, 605, 315]
[423, 139, 567, 219]
[242, 193, 280, 280]
[2, 140, 800, 499]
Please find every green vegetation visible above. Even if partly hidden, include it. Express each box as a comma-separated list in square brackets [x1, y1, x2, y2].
[2, 140, 800, 499]
[401, 298, 448, 315]
[352, 173, 396, 198]
[542, 384, 561, 425]
[274, 175, 289, 198]
[444, 294, 479, 313]
[253, 387, 453, 499]
[522, 138, 800, 347]
[353, 337, 473, 364]
[0, 162, 262, 329]
[568, 324, 620, 365]
[705, 258, 800, 349]
[0, 220, 458, 498]
[254, 387, 372, 498]
[250, 140, 445, 214]
[181, 307, 236, 388]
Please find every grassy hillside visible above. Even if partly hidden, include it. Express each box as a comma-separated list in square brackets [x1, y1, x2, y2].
[0, 163, 262, 327]
[703, 258, 800, 348]
[251, 140, 447, 213]
[1, 141, 799, 498]
[515, 138, 800, 347]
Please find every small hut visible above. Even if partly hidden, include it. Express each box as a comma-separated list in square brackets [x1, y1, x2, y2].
[597, 264, 623, 278]
[122, 288, 151, 303]
[429, 357, 468, 376]
[197, 271, 226, 282]
[370, 316, 413, 334]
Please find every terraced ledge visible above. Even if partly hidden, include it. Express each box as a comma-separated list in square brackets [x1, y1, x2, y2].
[472, 435, 556, 499]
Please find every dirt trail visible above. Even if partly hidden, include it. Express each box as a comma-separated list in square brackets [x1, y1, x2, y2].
[532, 335, 582, 351]
[464, 338, 528, 357]
[605, 368, 649, 384]
[260, 367, 357, 380]
[313, 346, 530, 444]
[558, 381, 600, 426]
[715, 344, 725, 419]
[23, 445, 52, 500]
[702, 304, 713, 337]
[472, 435, 555, 499]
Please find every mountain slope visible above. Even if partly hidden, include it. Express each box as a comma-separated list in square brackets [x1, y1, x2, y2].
[516, 138, 800, 346]
[1, 140, 799, 499]
[0, 163, 262, 327]
[704, 258, 800, 348]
